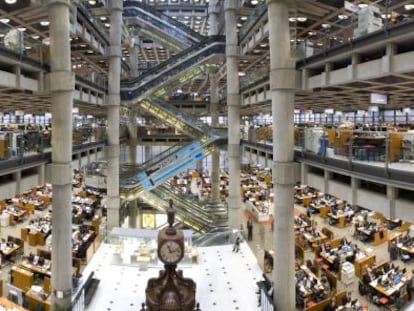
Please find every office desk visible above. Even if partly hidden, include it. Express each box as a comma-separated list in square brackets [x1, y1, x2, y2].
[369, 275, 407, 298]
[25, 287, 51, 311]
[0, 297, 28, 310]
[1, 243, 21, 264]
[296, 195, 314, 207]
[303, 232, 328, 245]
[328, 213, 347, 228]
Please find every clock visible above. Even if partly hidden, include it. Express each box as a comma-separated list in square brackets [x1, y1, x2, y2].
[158, 240, 184, 264]
[146, 203, 196, 311]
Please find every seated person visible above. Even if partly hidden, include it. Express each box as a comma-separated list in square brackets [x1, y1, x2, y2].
[324, 298, 337, 311]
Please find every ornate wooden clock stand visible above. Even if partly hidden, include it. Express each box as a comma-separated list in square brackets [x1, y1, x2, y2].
[145, 202, 196, 311]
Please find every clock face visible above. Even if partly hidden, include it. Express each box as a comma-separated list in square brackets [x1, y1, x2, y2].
[159, 240, 183, 264]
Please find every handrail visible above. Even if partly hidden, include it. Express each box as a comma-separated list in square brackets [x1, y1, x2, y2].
[121, 35, 224, 89]
[123, 0, 204, 44]
[77, 1, 110, 45]
[120, 42, 224, 100]
[238, 1, 268, 42]
[120, 142, 185, 179]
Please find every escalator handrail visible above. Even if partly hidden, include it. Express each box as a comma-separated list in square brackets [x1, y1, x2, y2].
[121, 35, 224, 90]
[120, 137, 218, 191]
[120, 142, 184, 178]
[121, 42, 224, 100]
[148, 97, 216, 138]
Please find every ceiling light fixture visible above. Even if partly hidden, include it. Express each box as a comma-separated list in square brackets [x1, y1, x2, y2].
[338, 14, 348, 20]
[321, 23, 331, 29]
[296, 17, 307, 22]
[5, 0, 17, 4]
[288, 17, 296, 22]
[100, 16, 107, 21]
[0, 18, 10, 24]
[405, 4, 414, 10]
[241, 16, 247, 21]
[251, 0, 258, 5]
[32, 35, 40, 39]
[88, 0, 96, 5]
[17, 27, 26, 32]
[40, 21, 50, 26]
[358, 4, 368, 9]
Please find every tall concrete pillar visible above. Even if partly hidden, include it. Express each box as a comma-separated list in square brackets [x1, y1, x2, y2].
[106, 0, 123, 230]
[145, 145, 152, 162]
[387, 185, 398, 218]
[12, 65, 21, 88]
[129, 36, 140, 78]
[300, 162, 308, 185]
[209, 0, 221, 206]
[128, 200, 138, 228]
[47, 0, 74, 308]
[209, 71, 220, 204]
[225, 0, 241, 230]
[38, 163, 46, 185]
[324, 170, 332, 194]
[128, 109, 138, 164]
[208, 0, 220, 36]
[351, 177, 360, 206]
[14, 171, 21, 194]
[267, 0, 296, 309]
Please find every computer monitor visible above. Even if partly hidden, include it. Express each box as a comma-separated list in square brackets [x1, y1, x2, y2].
[394, 275, 402, 284]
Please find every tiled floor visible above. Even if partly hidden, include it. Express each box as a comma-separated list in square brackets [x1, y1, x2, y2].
[84, 242, 263, 311]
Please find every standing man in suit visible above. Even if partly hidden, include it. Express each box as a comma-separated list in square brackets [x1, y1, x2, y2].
[247, 218, 253, 241]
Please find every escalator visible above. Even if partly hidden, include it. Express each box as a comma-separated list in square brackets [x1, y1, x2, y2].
[120, 136, 226, 200]
[120, 35, 225, 101]
[123, 0, 204, 52]
[137, 97, 219, 139]
[138, 190, 214, 233]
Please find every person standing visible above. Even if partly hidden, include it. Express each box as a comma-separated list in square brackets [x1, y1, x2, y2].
[247, 218, 253, 241]
[232, 235, 241, 253]
[407, 270, 414, 301]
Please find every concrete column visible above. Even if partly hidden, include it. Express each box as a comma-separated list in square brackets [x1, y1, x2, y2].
[47, 0, 74, 308]
[225, 0, 241, 231]
[267, 0, 296, 309]
[38, 163, 46, 185]
[209, 2, 221, 206]
[128, 109, 138, 164]
[14, 171, 21, 194]
[128, 200, 138, 228]
[210, 71, 221, 204]
[106, 0, 123, 230]
[351, 177, 360, 206]
[37, 71, 45, 92]
[301, 68, 309, 90]
[78, 153, 82, 170]
[324, 170, 332, 193]
[387, 185, 398, 218]
[382, 42, 397, 73]
[129, 36, 140, 78]
[300, 162, 308, 185]
[145, 145, 152, 162]
[12, 65, 21, 88]
[348, 53, 361, 80]
[208, 0, 220, 36]
[322, 62, 332, 86]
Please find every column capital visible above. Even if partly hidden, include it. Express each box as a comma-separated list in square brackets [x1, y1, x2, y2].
[109, 0, 123, 11]
[224, 0, 238, 11]
[47, 0, 71, 7]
